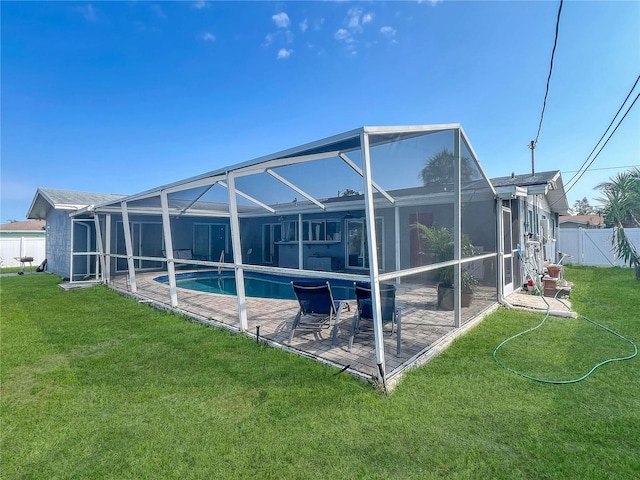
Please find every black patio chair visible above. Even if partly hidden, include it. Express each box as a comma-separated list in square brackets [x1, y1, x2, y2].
[349, 282, 402, 356]
[290, 281, 344, 346]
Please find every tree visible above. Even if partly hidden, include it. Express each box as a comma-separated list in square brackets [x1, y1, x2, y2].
[572, 197, 594, 215]
[595, 167, 640, 274]
[339, 188, 360, 197]
[419, 148, 475, 186]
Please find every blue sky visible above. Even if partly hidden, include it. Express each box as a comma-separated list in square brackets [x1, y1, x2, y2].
[2, 0, 639, 221]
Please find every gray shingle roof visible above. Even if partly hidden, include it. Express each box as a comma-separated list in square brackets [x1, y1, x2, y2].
[490, 170, 560, 188]
[27, 188, 127, 219]
[38, 188, 126, 206]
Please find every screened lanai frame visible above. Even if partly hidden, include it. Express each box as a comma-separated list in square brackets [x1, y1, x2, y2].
[73, 124, 499, 382]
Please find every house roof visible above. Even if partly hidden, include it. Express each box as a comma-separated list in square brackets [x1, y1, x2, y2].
[490, 170, 560, 188]
[559, 214, 604, 226]
[490, 170, 569, 214]
[0, 220, 45, 232]
[27, 188, 127, 220]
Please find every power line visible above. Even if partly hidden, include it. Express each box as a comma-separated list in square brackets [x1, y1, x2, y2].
[562, 165, 639, 173]
[533, 0, 564, 148]
[563, 74, 640, 191]
[561, 90, 640, 199]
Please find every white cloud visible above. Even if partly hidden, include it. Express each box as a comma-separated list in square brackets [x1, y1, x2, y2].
[272, 12, 291, 28]
[277, 48, 293, 59]
[347, 7, 362, 30]
[380, 26, 397, 37]
[299, 19, 308, 33]
[362, 12, 375, 24]
[314, 18, 325, 31]
[193, 1, 209, 9]
[202, 32, 216, 42]
[263, 33, 275, 46]
[334, 28, 352, 42]
[75, 4, 97, 22]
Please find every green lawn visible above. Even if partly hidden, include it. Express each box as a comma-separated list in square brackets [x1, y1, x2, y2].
[1, 267, 638, 479]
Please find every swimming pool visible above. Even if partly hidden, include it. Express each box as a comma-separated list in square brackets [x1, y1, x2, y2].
[154, 271, 357, 301]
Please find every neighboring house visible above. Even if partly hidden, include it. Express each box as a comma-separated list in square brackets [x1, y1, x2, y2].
[559, 214, 604, 229]
[26, 188, 126, 278]
[0, 220, 46, 268]
[491, 170, 569, 293]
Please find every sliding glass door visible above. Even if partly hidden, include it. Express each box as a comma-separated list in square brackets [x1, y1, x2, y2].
[115, 221, 163, 271]
[193, 223, 230, 262]
[346, 218, 383, 270]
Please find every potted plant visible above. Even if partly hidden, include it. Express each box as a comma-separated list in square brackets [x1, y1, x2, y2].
[412, 224, 478, 310]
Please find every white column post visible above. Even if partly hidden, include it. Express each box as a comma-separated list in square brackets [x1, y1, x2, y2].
[94, 214, 106, 282]
[227, 171, 248, 331]
[160, 190, 178, 307]
[360, 131, 386, 381]
[453, 129, 462, 328]
[394, 206, 401, 285]
[497, 202, 504, 300]
[69, 218, 75, 282]
[120, 201, 137, 293]
[86, 223, 92, 279]
[298, 213, 304, 269]
[105, 214, 112, 283]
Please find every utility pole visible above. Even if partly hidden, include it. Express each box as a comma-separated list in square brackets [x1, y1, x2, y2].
[528, 140, 536, 176]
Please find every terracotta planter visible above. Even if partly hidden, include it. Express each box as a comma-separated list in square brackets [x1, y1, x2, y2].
[547, 265, 563, 278]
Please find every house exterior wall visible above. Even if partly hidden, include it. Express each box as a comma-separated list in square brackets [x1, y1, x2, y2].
[45, 209, 72, 278]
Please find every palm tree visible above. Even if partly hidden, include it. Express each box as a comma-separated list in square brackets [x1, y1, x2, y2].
[595, 167, 640, 275]
[419, 148, 475, 186]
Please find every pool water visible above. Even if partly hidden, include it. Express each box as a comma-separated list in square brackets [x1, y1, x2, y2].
[154, 271, 356, 301]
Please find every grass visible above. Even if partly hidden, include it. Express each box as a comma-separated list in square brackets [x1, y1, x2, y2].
[1, 267, 638, 479]
[0, 266, 29, 274]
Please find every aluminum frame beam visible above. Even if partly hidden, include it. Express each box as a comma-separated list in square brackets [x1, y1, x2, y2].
[266, 169, 326, 210]
[339, 153, 395, 204]
[120, 201, 137, 293]
[218, 181, 276, 214]
[160, 190, 178, 307]
[360, 132, 387, 382]
[226, 172, 248, 331]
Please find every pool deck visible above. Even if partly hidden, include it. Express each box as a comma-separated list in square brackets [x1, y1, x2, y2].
[109, 271, 500, 385]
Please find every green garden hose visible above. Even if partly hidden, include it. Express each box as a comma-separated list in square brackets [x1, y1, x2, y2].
[493, 288, 637, 384]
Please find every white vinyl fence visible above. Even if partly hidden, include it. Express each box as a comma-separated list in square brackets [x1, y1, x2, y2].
[0, 237, 46, 268]
[558, 228, 640, 267]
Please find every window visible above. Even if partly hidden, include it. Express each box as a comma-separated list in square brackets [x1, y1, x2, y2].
[346, 217, 383, 269]
[301, 219, 341, 242]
